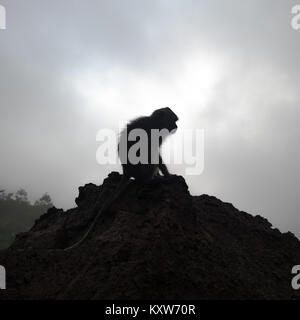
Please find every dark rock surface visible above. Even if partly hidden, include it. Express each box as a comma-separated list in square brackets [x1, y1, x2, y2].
[0, 172, 299, 299]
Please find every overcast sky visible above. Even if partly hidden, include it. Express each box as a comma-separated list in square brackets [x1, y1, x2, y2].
[0, 0, 299, 236]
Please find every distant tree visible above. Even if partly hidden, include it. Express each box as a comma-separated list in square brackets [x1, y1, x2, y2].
[34, 193, 53, 207]
[15, 189, 29, 203]
[0, 190, 12, 200]
[6, 192, 14, 200]
[0, 189, 54, 249]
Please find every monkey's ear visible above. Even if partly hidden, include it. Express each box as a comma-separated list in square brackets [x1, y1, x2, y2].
[157, 110, 166, 118]
[151, 108, 165, 119]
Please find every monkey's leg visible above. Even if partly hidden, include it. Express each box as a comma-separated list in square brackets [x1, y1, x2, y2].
[158, 155, 170, 176]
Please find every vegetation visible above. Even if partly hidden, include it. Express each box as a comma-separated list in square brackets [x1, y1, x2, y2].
[0, 189, 53, 249]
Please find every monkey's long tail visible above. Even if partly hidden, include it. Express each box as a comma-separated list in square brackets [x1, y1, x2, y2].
[63, 177, 130, 251]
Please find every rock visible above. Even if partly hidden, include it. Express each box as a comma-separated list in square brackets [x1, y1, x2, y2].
[0, 172, 299, 299]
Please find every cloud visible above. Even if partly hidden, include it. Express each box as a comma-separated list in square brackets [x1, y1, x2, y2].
[0, 0, 299, 236]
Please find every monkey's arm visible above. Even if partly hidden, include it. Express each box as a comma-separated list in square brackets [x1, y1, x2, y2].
[158, 155, 170, 176]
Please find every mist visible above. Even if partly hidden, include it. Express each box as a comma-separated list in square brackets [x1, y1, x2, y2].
[0, 0, 299, 236]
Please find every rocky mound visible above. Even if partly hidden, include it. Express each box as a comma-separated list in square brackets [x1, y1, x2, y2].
[0, 172, 299, 299]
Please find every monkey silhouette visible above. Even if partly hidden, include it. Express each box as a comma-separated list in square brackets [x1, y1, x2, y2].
[64, 107, 178, 251]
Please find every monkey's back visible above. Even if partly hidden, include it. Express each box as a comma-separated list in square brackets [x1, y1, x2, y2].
[118, 116, 160, 181]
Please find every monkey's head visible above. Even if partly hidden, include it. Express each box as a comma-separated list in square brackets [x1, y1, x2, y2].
[151, 107, 179, 133]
